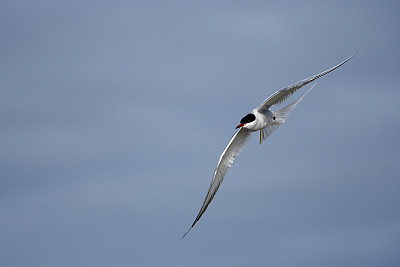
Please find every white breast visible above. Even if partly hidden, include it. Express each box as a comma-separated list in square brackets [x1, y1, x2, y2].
[244, 109, 272, 132]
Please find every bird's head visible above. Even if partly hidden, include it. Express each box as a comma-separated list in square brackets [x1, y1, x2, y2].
[236, 113, 256, 129]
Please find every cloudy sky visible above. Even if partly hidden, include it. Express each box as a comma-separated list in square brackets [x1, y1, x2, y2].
[1, 1, 399, 266]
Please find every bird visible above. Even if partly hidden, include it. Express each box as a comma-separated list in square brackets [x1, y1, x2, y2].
[182, 51, 358, 238]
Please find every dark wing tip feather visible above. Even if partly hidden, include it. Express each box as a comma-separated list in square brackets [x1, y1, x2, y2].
[182, 227, 193, 239]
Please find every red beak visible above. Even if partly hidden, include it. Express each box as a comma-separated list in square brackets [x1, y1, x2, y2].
[236, 123, 244, 129]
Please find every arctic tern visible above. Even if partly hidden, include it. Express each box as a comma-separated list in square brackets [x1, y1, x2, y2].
[183, 51, 358, 238]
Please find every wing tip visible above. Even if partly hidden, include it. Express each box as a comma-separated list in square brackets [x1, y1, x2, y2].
[181, 226, 193, 239]
[344, 49, 360, 63]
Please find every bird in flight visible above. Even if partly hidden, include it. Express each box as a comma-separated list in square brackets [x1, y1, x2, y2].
[182, 51, 358, 238]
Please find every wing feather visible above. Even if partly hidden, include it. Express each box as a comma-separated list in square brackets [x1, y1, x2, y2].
[260, 124, 280, 142]
[182, 128, 252, 238]
[259, 84, 315, 144]
[257, 50, 358, 112]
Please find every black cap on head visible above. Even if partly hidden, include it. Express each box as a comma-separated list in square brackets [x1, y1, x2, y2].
[240, 113, 256, 124]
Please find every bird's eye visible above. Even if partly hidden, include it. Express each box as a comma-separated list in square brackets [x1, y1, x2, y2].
[240, 114, 256, 124]
[273, 116, 276, 120]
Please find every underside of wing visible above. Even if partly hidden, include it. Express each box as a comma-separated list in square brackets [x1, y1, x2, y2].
[259, 84, 315, 145]
[260, 124, 280, 144]
[257, 51, 358, 112]
[183, 128, 252, 238]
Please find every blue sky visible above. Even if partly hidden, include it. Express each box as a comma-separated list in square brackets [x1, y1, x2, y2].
[1, 1, 399, 266]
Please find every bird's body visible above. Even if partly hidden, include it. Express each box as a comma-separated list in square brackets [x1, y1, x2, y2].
[241, 109, 271, 132]
[182, 51, 358, 238]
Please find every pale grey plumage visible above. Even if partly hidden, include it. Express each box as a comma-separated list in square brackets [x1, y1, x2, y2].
[182, 128, 252, 238]
[257, 50, 359, 112]
[260, 84, 315, 143]
[183, 52, 357, 238]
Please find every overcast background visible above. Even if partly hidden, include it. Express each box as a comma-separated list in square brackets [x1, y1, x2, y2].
[1, 1, 399, 266]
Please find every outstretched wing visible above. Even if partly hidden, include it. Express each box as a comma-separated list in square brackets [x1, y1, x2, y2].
[257, 50, 358, 112]
[259, 84, 315, 144]
[182, 128, 252, 238]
